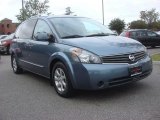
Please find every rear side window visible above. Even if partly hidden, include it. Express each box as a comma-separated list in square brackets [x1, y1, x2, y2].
[130, 31, 137, 37]
[137, 31, 146, 37]
[15, 19, 37, 39]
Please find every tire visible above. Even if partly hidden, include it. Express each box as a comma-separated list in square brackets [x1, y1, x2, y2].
[51, 62, 74, 98]
[11, 55, 23, 74]
[7, 46, 10, 55]
[0, 52, 5, 55]
[151, 46, 155, 48]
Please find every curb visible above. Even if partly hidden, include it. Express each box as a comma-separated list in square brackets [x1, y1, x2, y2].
[151, 53, 160, 64]
[153, 61, 160, 64]
[151, 52, 160, 56]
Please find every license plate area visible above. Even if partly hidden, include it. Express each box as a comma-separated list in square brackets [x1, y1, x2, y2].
[129, 66, 142, 77]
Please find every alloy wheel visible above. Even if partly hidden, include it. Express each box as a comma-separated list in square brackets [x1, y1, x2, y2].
[12, 57, 17, 72]
[54, 68, 67, 92]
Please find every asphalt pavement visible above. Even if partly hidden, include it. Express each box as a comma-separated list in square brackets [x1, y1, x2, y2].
[147, 47, 160, 55]
[0, 48, 160, 120]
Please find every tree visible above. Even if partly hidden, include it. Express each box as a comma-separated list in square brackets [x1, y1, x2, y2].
[129, 20, 147, 29]
[108, 18, 125, 34]
[152, 21, 160, 30]
[140, 8, 159, 28]
[16, 0, 50, 22]
[65, 7, 73, 15]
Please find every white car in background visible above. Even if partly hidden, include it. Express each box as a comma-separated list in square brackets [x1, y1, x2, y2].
[111, 30, 118, 36]
[156, 31, 160, 35]
[0, 35, 8, 40]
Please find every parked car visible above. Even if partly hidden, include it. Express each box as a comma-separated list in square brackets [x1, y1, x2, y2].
[0, 33, 14, 54]
[156, 31, 160, 35]
[120, 29, 160, 47]
[0, 35, 8, 40]
[112, 30, 118, 36]
[10, 16, 152, 97]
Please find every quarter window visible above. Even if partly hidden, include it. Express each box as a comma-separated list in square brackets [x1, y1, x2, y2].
[15, 19, 37, 39]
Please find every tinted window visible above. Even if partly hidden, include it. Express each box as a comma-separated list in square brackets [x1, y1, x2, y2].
[33, 19, 52, 38]
[130, 31, 137, 37]
[137, 31, 146, 37]
[147, 31, 157, 37]
[15, 19, 37, 39]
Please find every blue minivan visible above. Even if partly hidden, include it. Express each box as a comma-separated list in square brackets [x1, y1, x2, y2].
[10, 16, 152, 97]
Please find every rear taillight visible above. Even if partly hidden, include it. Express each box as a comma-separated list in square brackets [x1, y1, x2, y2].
[125, 32, 130, 37]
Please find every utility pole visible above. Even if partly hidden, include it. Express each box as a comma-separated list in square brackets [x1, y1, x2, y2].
[102, 0, 104, 25]
[22, 0, 24, 21]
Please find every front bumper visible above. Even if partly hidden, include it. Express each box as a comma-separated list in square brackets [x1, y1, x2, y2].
[71, 55, 152, 90]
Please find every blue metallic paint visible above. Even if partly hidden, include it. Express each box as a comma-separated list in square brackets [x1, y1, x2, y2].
[10, 16, 153, 91]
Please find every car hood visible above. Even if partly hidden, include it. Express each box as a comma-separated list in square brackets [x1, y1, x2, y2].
[61, 36, 145, 56]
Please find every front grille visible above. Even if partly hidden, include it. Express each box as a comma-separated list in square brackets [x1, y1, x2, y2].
[101, 51, 146, 64]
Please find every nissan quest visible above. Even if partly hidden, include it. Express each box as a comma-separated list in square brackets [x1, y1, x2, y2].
[10, 16, 152, 97]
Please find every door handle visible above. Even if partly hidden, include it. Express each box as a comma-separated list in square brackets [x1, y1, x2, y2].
[26, 43, 34, 47]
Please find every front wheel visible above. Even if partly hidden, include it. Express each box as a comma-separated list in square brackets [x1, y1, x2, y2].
[11, 55, 23, 74]
[7, 46, 10, 55]
[51, 62, 74, 98]
[151, 45, 155, 48]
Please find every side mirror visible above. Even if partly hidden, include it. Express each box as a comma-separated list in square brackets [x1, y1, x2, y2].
[35, 32, 55, 42]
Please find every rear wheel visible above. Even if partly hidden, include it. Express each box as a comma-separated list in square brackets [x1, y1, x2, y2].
[11, 55, 23, 74]
[51, 62, 74, 98]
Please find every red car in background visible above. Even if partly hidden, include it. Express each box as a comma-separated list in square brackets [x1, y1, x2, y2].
[0, 33, 14, 54]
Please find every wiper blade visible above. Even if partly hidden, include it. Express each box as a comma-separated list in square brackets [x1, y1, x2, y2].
[62, 35, 84, 39]
[86, 33, 110, 37]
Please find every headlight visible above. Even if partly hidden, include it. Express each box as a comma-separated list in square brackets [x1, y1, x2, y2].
[2, 41, 7, 45]
[70, 48, 102, 64]
[143, 46, 147, 52]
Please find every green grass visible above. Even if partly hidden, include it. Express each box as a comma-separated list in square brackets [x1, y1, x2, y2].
[152, 53, 160, 61]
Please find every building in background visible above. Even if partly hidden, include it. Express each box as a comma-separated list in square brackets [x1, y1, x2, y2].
[0, 18, 18, 35]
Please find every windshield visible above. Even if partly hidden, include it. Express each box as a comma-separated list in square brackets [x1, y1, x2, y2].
[49, 17, 114, 38]
[0, 35, 7, 39]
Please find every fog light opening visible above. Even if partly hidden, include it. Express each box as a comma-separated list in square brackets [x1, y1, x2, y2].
[97, 81, 104, 88]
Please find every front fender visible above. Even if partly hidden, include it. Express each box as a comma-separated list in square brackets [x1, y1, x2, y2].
[48, 52, 78, 88]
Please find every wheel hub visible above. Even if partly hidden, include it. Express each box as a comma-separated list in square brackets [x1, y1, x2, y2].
[54, 68, 67, 92]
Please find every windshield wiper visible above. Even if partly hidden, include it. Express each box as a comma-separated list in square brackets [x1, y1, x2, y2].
[62, 35, 84, 39]
[86, 33, 110, 37]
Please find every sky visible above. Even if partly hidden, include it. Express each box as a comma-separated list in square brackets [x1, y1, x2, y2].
[0, 0, 160, 25]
